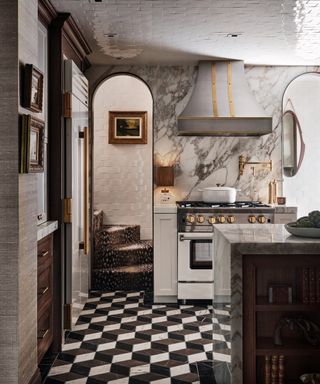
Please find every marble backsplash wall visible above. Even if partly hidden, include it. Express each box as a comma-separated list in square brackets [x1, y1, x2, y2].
[87, 64, 317, 204]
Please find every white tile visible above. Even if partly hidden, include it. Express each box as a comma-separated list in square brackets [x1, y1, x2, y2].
[73, 324, 90, 331]
[97, 341, 117, 351]
[62, 342, 82, 351]
[112, 352, 132, 362]
[89, 364, 111, 376]
[74, 352, 96, 363]
[48, 364, 72, 376]
[83, 332, 103, 341]
[213, 352, 231, 363]
[130, 364, 150, 375]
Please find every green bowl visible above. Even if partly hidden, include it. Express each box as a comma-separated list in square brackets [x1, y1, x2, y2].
[285, 222, 320, 238]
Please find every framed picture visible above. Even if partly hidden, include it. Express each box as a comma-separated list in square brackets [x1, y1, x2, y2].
[20, 115, 45, 173]
[109, 111, 147, 144]
[22, 64, 44, 113]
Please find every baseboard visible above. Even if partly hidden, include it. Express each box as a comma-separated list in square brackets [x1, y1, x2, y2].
[153, 295, 178, 303]
[28, 368, 42, 384]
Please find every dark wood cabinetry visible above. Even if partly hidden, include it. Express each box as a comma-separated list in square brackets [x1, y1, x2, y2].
[37, 234, 53, 362]
[243, 254, 320, 383]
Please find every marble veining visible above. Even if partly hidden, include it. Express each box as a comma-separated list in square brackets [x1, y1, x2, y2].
[37, 220, 58, 241]
[215, 223, 320, 245]
[214, 224, 320, 384]
[87, 65, 318, 205]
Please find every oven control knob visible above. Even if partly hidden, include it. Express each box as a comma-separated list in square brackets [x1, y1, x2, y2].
[218, 215, 226, 224]
[208, 216, 216, 224]
[197, 215, 205, 223]
[186, 214, 195, 223]
[227, 215, 236, 223]
[258, 215, 266, 224]
[248, 215, 256, 223]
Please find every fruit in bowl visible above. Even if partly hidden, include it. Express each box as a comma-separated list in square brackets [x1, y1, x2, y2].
[285, 211, 320, 238]
[295, 211, 320, 228]
[285, 210, 320, 238]
[296, 216, 314, 228]
[308, 210, 320, 228]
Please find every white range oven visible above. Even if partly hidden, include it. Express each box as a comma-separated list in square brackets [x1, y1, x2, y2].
[178, 232, 213, 300]
[177, 201, 275, 301]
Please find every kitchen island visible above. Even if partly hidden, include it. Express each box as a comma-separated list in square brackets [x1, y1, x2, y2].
[213, 224, 320, 384]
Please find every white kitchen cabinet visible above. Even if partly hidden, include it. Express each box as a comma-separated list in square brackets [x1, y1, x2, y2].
[154, 211, 177, 302]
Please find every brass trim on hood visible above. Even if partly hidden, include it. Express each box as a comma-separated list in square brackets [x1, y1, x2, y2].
[178, 131, 267, 136]
[227, 62, 235, 117]
[177, 116, 271, 120]
[177, 61, 272, 137]
[211, 64, 218, 117]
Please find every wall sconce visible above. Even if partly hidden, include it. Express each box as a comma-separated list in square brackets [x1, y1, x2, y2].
[155, 166, 174, 193]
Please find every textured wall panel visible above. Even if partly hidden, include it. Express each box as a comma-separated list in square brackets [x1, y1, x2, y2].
[18, 0, 39, 382]
[0, 1, 19, 382]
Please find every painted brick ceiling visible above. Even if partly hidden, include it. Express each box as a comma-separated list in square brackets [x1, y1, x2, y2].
[51, 0, 320, 65]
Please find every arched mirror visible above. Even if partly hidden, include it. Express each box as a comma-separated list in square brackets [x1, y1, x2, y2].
[282, 108, 305, 177]
[282, 72, 320, 217]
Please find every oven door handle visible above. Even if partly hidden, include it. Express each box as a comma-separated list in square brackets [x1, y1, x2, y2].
[179, 234, 213, 242]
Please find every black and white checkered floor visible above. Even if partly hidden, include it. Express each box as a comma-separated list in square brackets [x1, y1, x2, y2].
[45, 292, 231, 383]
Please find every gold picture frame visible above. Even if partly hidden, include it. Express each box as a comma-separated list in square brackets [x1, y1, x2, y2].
[109, 111, 147, 144]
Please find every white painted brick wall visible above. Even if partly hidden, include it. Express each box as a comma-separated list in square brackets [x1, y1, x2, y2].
[93, 75, 153, 240]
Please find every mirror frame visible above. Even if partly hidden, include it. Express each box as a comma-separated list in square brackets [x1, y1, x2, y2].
[282, 109, 305, 177]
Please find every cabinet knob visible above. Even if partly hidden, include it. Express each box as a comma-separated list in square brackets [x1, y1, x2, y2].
[227, 215, 235, 223]
[208, 216, 216, 224]
[248, 215, 256, 223]
[186, 215, 195, 223]
[197, 215, 205, 223]
[218, 215, 226, 223]
[258, 215, 266, 224]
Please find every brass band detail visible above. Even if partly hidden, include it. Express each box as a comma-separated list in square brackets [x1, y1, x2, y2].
[178, 116, 270, 120]
[84, 127, 89, 255]
[178, 131, 267, 136]
[227, 62, 235, 117]
[211, 64, 218, 117]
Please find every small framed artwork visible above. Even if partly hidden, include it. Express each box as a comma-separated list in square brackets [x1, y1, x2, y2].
[109, 111, 147, 144]
[20, 115, 45, 173]
[22, 64, 44, 113]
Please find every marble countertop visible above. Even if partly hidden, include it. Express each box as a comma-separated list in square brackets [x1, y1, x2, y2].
[213, 223, 320, 384]
[213, 224, 320, 253]
[37, 220, 58, 241]
[154, 204, 177, 214]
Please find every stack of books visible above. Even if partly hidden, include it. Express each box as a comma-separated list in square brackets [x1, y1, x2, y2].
[299, 267, 320, 304]
[264, 355, 285, 384]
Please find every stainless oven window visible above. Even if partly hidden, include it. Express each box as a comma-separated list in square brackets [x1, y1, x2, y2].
[189, 239, 212, 269]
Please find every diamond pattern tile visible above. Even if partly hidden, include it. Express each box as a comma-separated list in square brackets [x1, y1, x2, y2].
[45, 291, 231, 383]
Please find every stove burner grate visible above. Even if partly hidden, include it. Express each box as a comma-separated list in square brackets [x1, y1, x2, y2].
[176, 201, 271, 208]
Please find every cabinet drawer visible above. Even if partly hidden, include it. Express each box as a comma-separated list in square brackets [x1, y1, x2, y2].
[37, 307, 53, 362]
[37, 234, 53, 272]
[38, 265, 52, 316]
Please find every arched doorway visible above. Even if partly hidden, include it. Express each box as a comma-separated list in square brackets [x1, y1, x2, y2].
[91, 74, 154, 295]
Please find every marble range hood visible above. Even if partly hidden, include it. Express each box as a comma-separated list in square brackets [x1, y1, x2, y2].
[177, 60, 272, 136]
